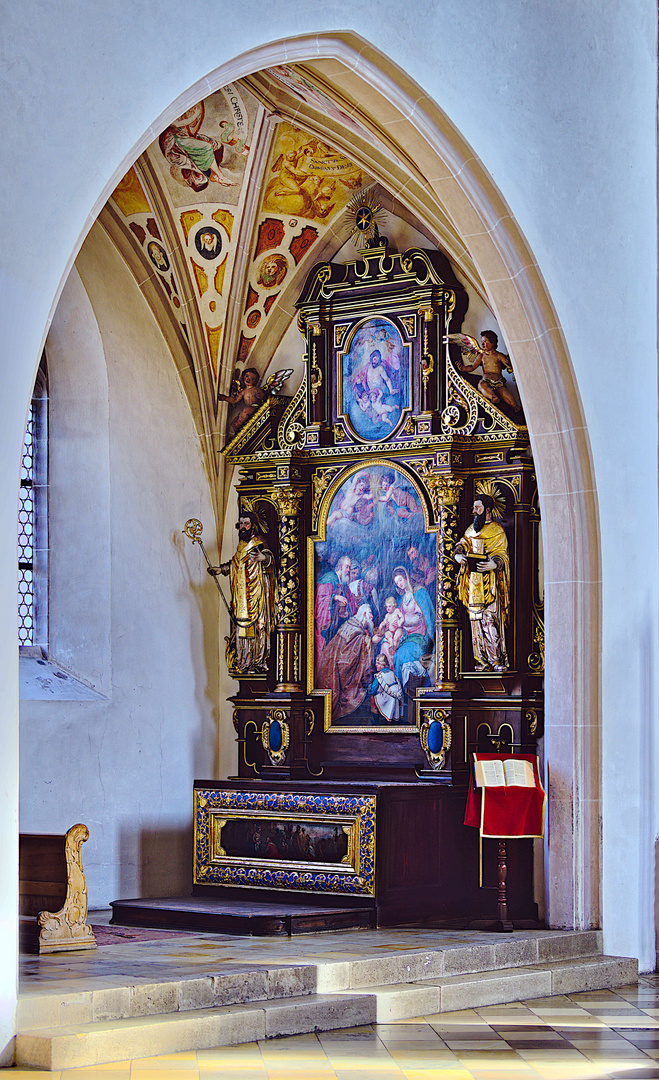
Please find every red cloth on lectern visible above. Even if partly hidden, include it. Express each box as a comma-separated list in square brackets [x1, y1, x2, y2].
[464, 753, 545, 838]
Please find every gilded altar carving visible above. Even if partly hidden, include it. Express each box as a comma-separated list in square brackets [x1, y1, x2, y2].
[528, 615, 545, 674]
[279, 378, 307, 449]
[312, 466, 344, 529]
[400, 314, 417, 338]
[209, 508, 277, 676]
[419, 709, 452, 770]
[455, 483, 510, 673]
[262, 709, 290, 766]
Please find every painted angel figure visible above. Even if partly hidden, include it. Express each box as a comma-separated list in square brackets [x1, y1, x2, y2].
[446, 331, 521, 412]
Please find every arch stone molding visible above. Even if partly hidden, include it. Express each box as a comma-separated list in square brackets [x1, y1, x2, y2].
[49, 31, 600, 931]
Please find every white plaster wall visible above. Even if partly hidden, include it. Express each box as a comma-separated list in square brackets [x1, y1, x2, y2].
[0, 0, 656, 1056]
[19, 223, 220, 907]
[45, 266, 112, 696]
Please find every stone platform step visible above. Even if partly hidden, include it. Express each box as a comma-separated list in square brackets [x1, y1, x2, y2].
[360, 954, 639, 1022]
[16, 993, 377, 1071]
[15, 932, 638, 1070]
[110, 895, 375, 936]
[16, 930, 604, 1032]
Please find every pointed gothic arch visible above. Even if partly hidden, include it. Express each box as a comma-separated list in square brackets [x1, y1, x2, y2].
[40, 31, 599, 933]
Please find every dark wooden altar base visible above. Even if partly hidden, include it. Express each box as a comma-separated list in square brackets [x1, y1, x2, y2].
[191, 780, 539, 928]
[110, 895, 375, 936]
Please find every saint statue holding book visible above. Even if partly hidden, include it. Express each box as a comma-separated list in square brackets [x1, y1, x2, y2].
[455, 492, 510, 672]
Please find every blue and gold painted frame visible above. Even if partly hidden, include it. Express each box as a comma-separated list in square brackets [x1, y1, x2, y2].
[308, 459, 438, 733]
[336, 317, 412, 442]
[194, 788, 376, 896]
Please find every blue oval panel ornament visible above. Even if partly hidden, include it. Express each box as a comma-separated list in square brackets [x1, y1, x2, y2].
[269, 718, 283, 753]
[427, 720, 444, 755]
[420, 713, 451, 770]
[262, 713, 289, 765]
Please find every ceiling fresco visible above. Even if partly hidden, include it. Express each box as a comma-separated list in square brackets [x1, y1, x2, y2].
[99, 61, 497, 533]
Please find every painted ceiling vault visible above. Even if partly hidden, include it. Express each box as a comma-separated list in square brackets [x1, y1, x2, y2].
[99, 62, 492, 535]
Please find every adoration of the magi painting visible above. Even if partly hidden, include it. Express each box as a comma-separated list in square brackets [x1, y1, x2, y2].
[314, 465, 436, 728]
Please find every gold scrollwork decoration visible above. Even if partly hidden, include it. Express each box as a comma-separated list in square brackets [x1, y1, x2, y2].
[454, 628, 462, 681]
[334, 323, 350, 348]
[312, 466, 343, 529]
[305, 708, 315, 737]
[528, 615, 545, 673]
[526, 710, 539, 736]
[270, 488, 302, 629]
[278, 376, 307, 449]
[400, 314, 416, 338]
[407, 461, 463, 521]
[262, 709, 290, 766]
[404, 416, 415, 435]
[333, 423, 347, 442]
[419, 710, 452, 770]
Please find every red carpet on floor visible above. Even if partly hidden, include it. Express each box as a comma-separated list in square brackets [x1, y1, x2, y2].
[91, 924, 197, 946]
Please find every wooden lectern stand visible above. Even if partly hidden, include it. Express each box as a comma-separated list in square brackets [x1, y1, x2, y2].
[465, 753, 545, 932]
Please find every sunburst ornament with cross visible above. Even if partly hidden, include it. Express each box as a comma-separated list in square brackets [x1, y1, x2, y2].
[347, 190, 385, 249]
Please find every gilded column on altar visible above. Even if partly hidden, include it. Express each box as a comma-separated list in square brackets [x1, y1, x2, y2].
[270, 487, 304, 691]
[433, 474, 464, 688]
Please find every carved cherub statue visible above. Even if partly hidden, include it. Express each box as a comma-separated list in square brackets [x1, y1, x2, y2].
[219, 367, 294, 438]
[446, 331, 521, 412]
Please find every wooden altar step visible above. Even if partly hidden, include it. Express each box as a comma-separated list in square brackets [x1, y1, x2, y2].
[15, 929, 637, 1070]
[110, 895, 375, 935]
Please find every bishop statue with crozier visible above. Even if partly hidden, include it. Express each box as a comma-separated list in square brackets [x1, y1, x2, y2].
[208, 510, 276, 675]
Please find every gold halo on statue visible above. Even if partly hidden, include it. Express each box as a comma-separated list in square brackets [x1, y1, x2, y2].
[474, 479, 506, 521]
[240, 498, 268, 535]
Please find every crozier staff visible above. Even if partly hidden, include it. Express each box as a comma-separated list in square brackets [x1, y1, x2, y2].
[208, 510, 275, 674]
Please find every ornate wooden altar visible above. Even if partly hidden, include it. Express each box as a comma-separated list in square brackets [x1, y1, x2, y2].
[194, 239, 544, 926]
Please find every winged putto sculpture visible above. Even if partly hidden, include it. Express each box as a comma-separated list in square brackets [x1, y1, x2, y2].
[446, 332, 520, 412]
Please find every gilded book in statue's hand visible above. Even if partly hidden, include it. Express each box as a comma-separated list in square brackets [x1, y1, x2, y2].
[473, 756, 536, 789]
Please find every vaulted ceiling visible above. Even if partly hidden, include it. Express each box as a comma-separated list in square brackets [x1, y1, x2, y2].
[98, 61, 494, 525]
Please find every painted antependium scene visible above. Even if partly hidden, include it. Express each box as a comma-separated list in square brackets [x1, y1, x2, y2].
[313, 464, 436, 728]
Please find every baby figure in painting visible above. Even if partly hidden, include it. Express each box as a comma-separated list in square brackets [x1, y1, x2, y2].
[218, 368, 267, 437]
[373, 596, 405, 668]
[367, 389, 397, 426]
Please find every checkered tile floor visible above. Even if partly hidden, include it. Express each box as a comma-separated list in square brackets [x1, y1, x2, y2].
[9, 978, 659, 1079]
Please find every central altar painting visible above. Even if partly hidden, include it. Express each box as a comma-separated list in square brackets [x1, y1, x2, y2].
[312, 462, 436, 730]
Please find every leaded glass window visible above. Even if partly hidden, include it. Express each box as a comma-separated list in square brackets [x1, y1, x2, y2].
[18, 358, 47, 647]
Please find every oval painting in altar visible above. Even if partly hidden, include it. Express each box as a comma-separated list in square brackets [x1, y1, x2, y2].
[314, 464, 436, 730]
[340, 318, 409, 441]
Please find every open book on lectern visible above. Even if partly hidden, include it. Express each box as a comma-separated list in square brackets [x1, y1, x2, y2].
[473, 755, 536, 789]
